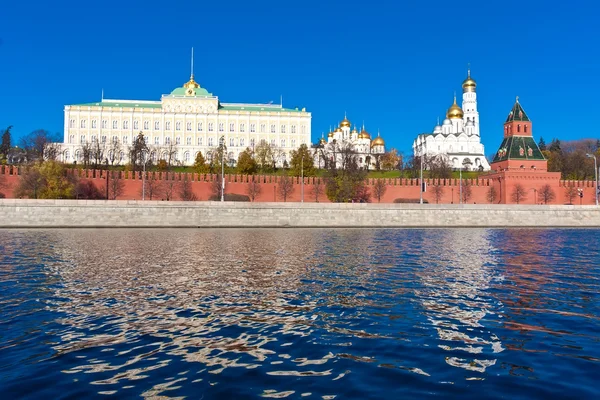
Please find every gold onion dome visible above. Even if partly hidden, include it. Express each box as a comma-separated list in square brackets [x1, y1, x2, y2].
[462, 71, 476, 92]
[352, 126, 359, 134]
[371, 135, 385, 147]
[359, 126, 371, 139]
[446, 96, 464, 119]
[340, 115, 351, 128]
[328, 131, 334, 138]
[320, 137, 327, 144]
[183, 74, 200, 89]
[335, 127, 343, 133]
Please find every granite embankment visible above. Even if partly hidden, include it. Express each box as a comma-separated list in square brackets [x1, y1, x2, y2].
[1, 199, 599, 228]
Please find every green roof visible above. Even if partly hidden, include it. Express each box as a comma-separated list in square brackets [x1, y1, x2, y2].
[218, 104, 305, 113]
[493, 136, 545, 162]
[170, 86, 212, 96]
[72, 101, 162, 108]
[505, 100, 530, 122]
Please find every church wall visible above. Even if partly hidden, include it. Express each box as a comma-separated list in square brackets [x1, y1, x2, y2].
[1, 166, 597, 205]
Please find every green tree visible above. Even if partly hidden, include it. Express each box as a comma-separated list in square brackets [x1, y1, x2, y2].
[129, 132, 149, 172]
[15, 161, 76, 199]
[254, 141, 274, 172]
[380, 149, 401, 171]
[237, 148, 257, 175]
[548, 138, 562, 152]
[289, 144, 315, 177]
[325, 142, 370, 203]
[194, 151, 209, 174]
[0, 126, 12, 158]
[538, 136, 546, 151]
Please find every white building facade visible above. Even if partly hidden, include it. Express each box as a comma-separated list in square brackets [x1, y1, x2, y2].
[412, 72, 490, 171]
[58, 73, 311, 166]
[315, 115, 386, 169]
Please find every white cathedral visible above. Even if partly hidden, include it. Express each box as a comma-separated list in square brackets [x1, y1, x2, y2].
[315, 115, 386, 169]
[412, 71, 491, 171]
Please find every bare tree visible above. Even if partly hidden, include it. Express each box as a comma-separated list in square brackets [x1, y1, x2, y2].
[141, 173, 160, 200]
[211, 174, 224, 200]
[565, 185, 578, 205]
[511, 183, 527, 204]
[372, 179, 387, 202]
[461, 181, 473, 203]
[14, 165, 44, 198]
[246, 177, 262, 202]
[161, 172, 178, 201]
[81, 142, 92, 168]
[277, 174, 294, 202]
[107, 139, 122, 166]
[44, 142, 61, 161]
[164, 142, 179, 168]
[21, 129, 60, 161]
[0, 170, 9, 197]
[179, 175, 197, 201]
[432, 184, 444, 204]
[91, 140, 106, 168]
[106, 170, 125, 200]
[486, 185, 498, 204]
[310, 178, 324, 202]
[539, 184, 556, 204]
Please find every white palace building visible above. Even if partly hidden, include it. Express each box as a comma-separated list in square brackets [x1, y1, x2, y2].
[412, 70, 491, 171]
[57, 59, 311, 166]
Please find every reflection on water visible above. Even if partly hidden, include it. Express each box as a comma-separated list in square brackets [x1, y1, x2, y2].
[0, 229, 599, 399]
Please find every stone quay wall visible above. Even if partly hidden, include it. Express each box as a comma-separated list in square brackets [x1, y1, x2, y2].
[1, 166, 598, 205]
[1, 199, 599, 228]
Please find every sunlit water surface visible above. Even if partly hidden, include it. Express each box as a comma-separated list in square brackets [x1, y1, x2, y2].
[0, 228, 599, 399]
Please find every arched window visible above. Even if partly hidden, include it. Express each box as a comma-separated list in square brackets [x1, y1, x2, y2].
[112, 136, 118, 143]
[281, 139, 286, 147]
[301, 125, 306, 134]
[184, 152, 190, 162]
[123, 120, 129, 129]
[186, 137, 191, 145]
[271, 139, 276, 147]
[270, 124, 276, 133]
[176, 137, 181, 145]
[240, 138, 245, 147]
[240, 124, 245, 133]
[92, 119, 97, 129]
[291, 139, 296, 148]
[154, 137, 159, 145]
[281, 125, 286, 133]
[176, 122, 181, 131]
[218, 123, 224, 132]
[229, 123, 235, 132]
[166, 121, 171, 130]
[291, 125, 296, 133]
[524, 125, 528, 133]
[208, 122, 214, 132]
[80, 120, 86, 128]
[208, 137, 214, 146]
[101, 136, 106, 143]
[165, 137, 171, 145]
[91, 135, 97, 142]
[250, 138, 255, 147]
[155, 121, 160, 130]
[198, 137, 203, 146]
[112, 120, 118, 129]
[250, 124, 255, 133]
[517, 124, 521, 133]
[123, 136, 128, 145]
[186, 122, 192, 131]
[230, 138, 235, 147]
[102, 120, 107, 129]
[133, 120, 139, 130]
[144, 121, 149, 130]
[69, 119, 75, 128]
[260, 124, 266, 133]
[198, 122, 203, 131]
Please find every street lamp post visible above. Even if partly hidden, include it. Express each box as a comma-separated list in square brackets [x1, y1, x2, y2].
[586, 153, 598, 206]
[301, 155, 304, 203]
[220, 136, 225, 202]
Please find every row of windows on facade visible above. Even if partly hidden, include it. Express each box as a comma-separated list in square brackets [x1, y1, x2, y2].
[69, 119, 306, 134]
[69, 134, 302, 149]
[69, 147, 288, 164]
[505, 124, 528, 133]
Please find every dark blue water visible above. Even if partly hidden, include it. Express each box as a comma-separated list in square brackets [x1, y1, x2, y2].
[0, 229, 599, 399]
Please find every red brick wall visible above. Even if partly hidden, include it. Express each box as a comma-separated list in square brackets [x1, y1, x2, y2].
[1, 166, 597, 205]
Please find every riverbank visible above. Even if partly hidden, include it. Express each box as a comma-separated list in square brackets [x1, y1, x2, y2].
[1, 199, 599, 228]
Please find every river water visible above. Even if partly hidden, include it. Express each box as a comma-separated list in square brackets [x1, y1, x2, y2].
[0, 228, 599, 399]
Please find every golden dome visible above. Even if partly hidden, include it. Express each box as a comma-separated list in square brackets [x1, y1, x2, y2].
[340, 115, 351, 128]
[371, 136, 385, 147]
[319, 137, 327, 144]
[462, 70, 476, 92]
[335, 127, 343, 133]
[352, 126, 359, 134]
[359, 126, 371, 140]
[328, 131, 334, 138]
[446, 96, 464, 119]
[183, 74, 200, 89]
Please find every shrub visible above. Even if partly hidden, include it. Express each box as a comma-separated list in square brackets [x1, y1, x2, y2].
[393, 198, 428, 204]
[208, 193, 250, 202]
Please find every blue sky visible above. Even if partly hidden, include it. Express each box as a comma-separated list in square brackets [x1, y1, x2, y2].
[1, 0, 598, 157]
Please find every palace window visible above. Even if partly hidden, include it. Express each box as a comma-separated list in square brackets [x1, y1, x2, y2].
[230, 138, 235, 147]
[112, 120, 118, 129]
[144, 121, 149, 130]
[133, 120, 139, 130]
[69, 119, 75, 128]
[301, 125, 306, 134]
[166, 121, 171, 130]
[198, 122, 203, 131]
[291, 125, 296, 134]
[92, 120, 97, 129]
[176, 122, 181, 131]
[165, 137, 171, 145]
[219, 123, 224, 132]
[240, 138, 245, 147]
[68, 135, 74, 144]
[281, 125, 286, 133]
[123, 120, 129, 129]
[80, 120, 86, 128]
[198, 137, 203, 146]
[250, 124, 255, 133]
[240, 123, 245, 133]
[187, 137, 191, 145]
[154, 137, 159, 145]
[208, 137, 214, 146]
[112, 136, 118, 143]
[250, 138, 255, 147]
[260, 139, 266, 146]
[75, 150, 80, 160]
[176, 137, 181, 145]
[186, 122, 192, 131]
[291, 139, 296, 148]
[101, 135, 106, 143]
[184, 152, 190, 162]
[102, 120, 107, 129]
[271, 139, 276, 147]
[281, 139, 286, 147]
[270, 124, 276, 133]
[230, 123, 235, 132]
[208, 122, 214, 132]
[260, 124, 266, 133]
[155, 121, 160, 130]
[123, 136, 128, 145]
[91, 135, 97, 142]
